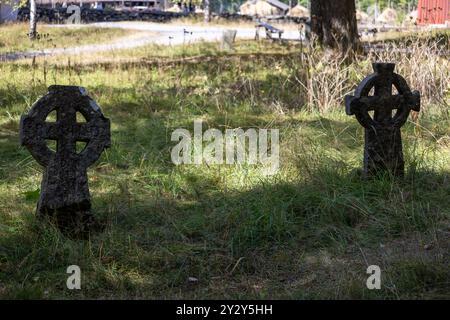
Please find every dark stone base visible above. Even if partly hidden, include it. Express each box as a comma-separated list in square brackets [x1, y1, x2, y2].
[37, 205, 102, 238]
[364, 126, 404, 178]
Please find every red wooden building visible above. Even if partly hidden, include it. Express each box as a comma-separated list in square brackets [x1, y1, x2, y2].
[417, 0, 450, 25]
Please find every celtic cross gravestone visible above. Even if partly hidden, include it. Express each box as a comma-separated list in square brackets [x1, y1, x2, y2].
[20, 85, 110, 231]
[345, 63, 420, 177]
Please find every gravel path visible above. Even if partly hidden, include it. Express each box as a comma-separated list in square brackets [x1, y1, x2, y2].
[0, 21, 302, 61]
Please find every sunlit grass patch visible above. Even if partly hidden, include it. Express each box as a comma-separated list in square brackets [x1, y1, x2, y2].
[0, 23, 136, 54]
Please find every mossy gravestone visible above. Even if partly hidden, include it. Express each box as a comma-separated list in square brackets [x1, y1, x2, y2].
[20, 85, 110, 233]
[345, 63, 420, 178]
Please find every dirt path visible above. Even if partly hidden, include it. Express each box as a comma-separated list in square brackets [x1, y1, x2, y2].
[0, 31, 156, 61]
[0, 22, 302, 62]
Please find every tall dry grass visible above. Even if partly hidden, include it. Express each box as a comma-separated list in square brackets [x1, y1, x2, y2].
[291, 35, 449, 114]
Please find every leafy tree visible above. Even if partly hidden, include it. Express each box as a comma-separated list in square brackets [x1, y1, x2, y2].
[356, 0, 418, 12]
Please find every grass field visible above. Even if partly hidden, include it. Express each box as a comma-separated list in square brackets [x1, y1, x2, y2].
[0, 23, 135, 54]
[0, 34, 449, 299]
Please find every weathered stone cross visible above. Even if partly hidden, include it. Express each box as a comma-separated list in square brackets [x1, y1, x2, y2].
[20, 85, 110, 231]
[345, 63, 420, 177]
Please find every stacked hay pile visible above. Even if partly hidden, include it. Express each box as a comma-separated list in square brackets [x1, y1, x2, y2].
[239, 0, 282, 16]
[287, 4, 309, 17]
[356, 9, 370, 24]
[376, 8, 398, 24]
[403, 10, 418, 26]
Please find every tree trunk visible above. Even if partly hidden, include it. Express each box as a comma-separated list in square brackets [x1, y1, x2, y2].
[204, 0, 211, 23]
[310, 0, 359, 53]
[29, 0, 37, 40]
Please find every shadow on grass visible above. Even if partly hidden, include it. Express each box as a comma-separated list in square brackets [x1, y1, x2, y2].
[1, 165, 448, 299]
